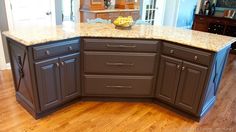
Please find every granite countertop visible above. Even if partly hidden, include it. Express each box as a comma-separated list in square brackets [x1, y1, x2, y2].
[80, 8, 140, 13]
[3, 23, 236, 52]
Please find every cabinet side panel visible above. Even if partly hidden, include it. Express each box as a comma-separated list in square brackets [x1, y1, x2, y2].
[7, 39, 36, 114]
[200, 47, 230, 116]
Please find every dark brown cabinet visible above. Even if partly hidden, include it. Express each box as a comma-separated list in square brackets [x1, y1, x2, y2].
[35, 58, 61, 111]
[156, 54, 208, 114]
[7, 37, 230, 120]
[35, 52, 80, 111]
[60, 53, 81, 102]
[156, 56, 181, 104]
[175, 61, 207, 114]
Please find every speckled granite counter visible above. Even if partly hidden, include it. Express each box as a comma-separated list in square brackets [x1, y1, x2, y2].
[3, 23, 236, 52]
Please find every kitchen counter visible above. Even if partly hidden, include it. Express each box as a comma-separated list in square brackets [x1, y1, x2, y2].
[3, 23, 236, 52]
[3, 23, 236, 120]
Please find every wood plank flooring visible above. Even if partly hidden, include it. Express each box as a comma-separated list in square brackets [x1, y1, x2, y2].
[0, 54, 236, 132]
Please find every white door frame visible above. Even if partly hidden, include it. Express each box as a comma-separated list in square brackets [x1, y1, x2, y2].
[0, 31, 10, 70]
[5, 0, 57, 30]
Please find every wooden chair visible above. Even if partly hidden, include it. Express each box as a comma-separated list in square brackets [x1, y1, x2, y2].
[87, 18, 112, 24]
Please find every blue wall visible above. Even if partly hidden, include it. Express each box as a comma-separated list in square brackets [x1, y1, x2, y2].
[176, 0, 197, 28]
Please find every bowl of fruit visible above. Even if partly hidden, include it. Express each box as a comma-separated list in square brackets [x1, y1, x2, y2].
[113, 16, 134, 30]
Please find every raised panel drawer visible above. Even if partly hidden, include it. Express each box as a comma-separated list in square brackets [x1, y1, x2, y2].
[83, 38, 159, 52]
[84, 51, 157, 74]
[33, 39, 80, 60]
[162, 42, 212, 66]
[84, 75, 154, 97]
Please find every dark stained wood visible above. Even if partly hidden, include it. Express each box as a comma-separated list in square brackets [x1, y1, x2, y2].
[60, 53, 81, 102]
[5, 37, 232, 120]
[156, 55, 182, 104]
[193, 14, 236, 37]
[84, 75, 154, 97]
[175, 61, 208, 114]
[35, 58, 61, 111]
[84, 51, 156, 75]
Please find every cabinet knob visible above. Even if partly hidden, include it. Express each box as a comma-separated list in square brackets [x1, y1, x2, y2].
[170, 49, 174, 54]
[68, 46, 73, 51]
[194, 56, 198, 61]
[177, 65, 180, 69]
[56, 63, 60, 67]
[45, 50, 50, 55]
[182, 66, 185, 71]
[61, 62, 64, 66]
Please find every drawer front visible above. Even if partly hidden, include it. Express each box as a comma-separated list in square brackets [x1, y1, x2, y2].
[84, 52, 157, 74]
[84, 75, 154, 97]
[83, 38, 159, 52]
[33, 39, 80, 60]
[162, 42, 212, 66]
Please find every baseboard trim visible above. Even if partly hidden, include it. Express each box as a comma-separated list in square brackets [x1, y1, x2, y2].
[0, 63, 11, 70]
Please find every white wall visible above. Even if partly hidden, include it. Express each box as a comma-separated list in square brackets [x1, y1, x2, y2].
[0, 31, 7, 70]
[163, 0, 180, 26]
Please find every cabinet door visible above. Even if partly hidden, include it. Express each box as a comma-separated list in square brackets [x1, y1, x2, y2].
[59, 53, 80, 102]
[156, 56, 182, 104]
[175, 61, 208, 114]
[35, 58, 61, 111]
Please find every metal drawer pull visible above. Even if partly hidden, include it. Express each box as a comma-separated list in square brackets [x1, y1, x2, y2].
[170, 49, 174, 54]
[105, 85, 132, 89]
[45, 50, 50, 55]
[106, 62, 134, 66]
[194, 56, 198, 60]
[182, 66, 185, 71]
[106, 44, 136, 48]
[68, 46, 73, 51]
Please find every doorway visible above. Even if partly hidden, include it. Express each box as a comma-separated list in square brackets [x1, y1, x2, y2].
[141, 0, 166, 25]
[7, 0, 56, 30]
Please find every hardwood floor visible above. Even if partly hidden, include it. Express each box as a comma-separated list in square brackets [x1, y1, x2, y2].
[0, 54, 236, 132]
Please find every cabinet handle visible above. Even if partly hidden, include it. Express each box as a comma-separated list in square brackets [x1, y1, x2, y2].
[170, 49, 174, 54]
[182, 66, 185, 71]
[177, 65, 181, 69]
[105, 85, 132, 89]
[106, 62, 134, 66]
[56, 63, 60, 67]
[68, 46, 73, 51]
[45, 50, 50, 55]
[194, 56, 198, 61]
[106, 44, 136, 48]
[61, 62, 64, 66]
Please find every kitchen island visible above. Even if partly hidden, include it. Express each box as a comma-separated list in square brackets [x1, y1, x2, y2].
[3, 23, 236, 121]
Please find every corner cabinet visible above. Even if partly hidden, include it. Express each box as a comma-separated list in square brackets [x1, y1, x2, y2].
[33, 39, 81, 113]
[156, 42, 210, 115]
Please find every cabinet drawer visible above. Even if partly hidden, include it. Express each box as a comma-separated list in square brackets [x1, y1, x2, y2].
[162, 42, 212, 66]
[83, 38, 159, 52]
[84, 75, 154, 97]
[33, 39, 80, 60]
[84, 52, 156, 74]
